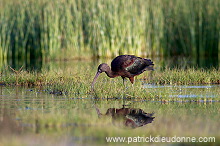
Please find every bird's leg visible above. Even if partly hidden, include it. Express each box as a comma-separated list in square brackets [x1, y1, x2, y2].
[129, 77, 134, 85]
[121, 77, 127, 105]
[122, 77, 126, 87]
[122, 77, 129, 91]
[129, 77, 135, 97]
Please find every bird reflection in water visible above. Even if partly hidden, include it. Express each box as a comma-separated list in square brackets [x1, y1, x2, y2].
[95, 106, 155, 129]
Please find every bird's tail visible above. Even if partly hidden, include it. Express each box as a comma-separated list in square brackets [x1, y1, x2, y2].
[145, 59, 154, 71]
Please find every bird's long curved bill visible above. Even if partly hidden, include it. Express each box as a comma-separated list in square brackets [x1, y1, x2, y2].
[91, 72, 100, 91]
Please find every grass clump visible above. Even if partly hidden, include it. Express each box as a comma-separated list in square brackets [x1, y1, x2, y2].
[0, 64, 219, 101]
[1, 65, 219, 86]
[151, 68, 220, 85]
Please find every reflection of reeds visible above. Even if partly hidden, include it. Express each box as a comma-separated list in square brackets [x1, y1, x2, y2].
[0, 0, 219, 62]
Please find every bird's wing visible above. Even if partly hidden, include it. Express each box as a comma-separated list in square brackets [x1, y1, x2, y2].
[111, 55, 154, 75]
[125, 57, 154, 75]
[111, 55, 137, 72]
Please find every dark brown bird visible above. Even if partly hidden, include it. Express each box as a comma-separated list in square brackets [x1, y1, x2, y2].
[91, 55, 154, 90]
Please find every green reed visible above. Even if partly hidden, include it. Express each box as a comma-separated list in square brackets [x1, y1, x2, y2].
[0, 0, 219, 63]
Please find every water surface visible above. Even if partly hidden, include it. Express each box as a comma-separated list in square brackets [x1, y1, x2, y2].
[0, 86, 219, 145]
[0, 58, 219, 145]
[144, 84, 220, 99]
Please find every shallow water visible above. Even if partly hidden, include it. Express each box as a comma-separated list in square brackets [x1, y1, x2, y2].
[0, 58, 220, 145]
[144, 84, 220, 99]
[0, 86, 219, 145]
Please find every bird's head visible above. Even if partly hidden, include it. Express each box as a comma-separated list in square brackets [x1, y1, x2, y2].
[97, 63, 109, 73]
[91, 63, 110, 91]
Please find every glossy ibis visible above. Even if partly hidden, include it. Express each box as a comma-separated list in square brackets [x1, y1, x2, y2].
[91, 55, 154, 90]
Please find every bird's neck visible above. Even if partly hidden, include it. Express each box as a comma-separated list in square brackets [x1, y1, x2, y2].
[105, 69, 117, 78]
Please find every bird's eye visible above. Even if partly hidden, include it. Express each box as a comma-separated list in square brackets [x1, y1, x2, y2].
[98, 69, 102, 72]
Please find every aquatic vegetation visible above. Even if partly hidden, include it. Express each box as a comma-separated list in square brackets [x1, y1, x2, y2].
[0, 0, 219, 64]
[151, 68, 220, 85]
[0, 62, 219, 102]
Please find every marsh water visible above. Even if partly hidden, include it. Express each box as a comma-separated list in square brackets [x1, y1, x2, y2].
[0, 59, 220, 145]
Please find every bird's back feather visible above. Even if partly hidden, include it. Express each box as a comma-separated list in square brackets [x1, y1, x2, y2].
[126, 57, 154, 75]
[111, 55, 154, 76]
[111, 55, 136, 72]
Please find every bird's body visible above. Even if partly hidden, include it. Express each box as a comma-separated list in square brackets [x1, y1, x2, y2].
[92, 55, 154, 90]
